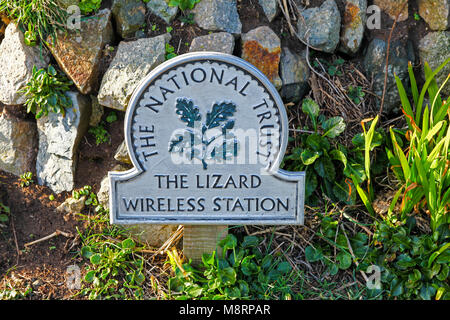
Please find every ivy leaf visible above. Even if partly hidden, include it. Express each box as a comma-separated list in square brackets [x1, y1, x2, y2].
[219, 234, 238, 252]
[277, 261, 292, 274]
[305, 168, 318, 198]
[352, 133, 365, 149]
[306, 133, 330, 152]
[241, 236, 260, 248]
[301, 149, 320, 165]
[344, 162, 366, 184]
[90, 254, 101, 265]
[333, 180, 353, 204]
[305, 245, 323, 262]
[218, 267, 237, 286]
[205, 101, 236, 130]
[330, 149, 347, 168]
[336, 252, 352, 270]
[302, 98, 320, 130]
[390, 278, 404, 297]
[314, 156, 336, 180]
[168, 0, 201, 11]
[121, 238, 135, 250]
[261, 255, 273, 270]
[175, 98, 201, 128]
[84, 270, 96, 283]
[81, 246, 93, 259]
[420, 284, 436, 300]
[322, 116, 346, 138]
[396, 254, 416, 269]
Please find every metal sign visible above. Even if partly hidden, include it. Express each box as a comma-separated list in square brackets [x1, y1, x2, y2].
[109, 52, 305, 225]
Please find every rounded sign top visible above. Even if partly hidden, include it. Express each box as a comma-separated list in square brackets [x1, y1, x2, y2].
[110, 52, 305, 225]
[124, 52, 288, 173]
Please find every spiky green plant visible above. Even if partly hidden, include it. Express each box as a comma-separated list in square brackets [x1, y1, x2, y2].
[387, 58, 450, 232]
[0, 0, 68, 45]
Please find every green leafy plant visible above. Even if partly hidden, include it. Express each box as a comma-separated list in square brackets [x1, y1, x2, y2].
[304, 208, 373, 278]
[105, 111, 118, 124]
[19, 171, 33, 187]
[0, 202, 10, 224]
[283, 98, 388, 207]
[165, 43, 177, 60]
[73, 185, 145, 300]
[73, 185, 105, 214]
[0, 282, 32, 300]
[313, 57, 345, 77]
[20, 65, 73, 119]
[0, 0, 68, 45]
[89, 123, 110, 145]
[346, 116, 381, 216]
[80, 238, 145, 300]
[167, 234, 296, 300]
[79, 0, 102, 15]
[370, 218, 449, 300]
[347, 85, 366, 104]
[23, 23, 37, 46]
[179, 12, 195, 25]
[387, 58, 450, 232]
[168, 0, 201, 11]
[282, 98, 349, 204]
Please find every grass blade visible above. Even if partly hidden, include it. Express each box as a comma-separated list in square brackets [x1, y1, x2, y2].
[416, 57, 450, 126]
[408, 61, 419, 107]
[390, 127, 410, 181]
[395, 74, 414, 131]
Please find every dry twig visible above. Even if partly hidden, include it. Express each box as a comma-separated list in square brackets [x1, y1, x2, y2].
[339, 224, 369, 283]
[10, 213, 21, 265]
[378, 0, 408, 117]
[24, 229, 73, 248]
[151, 225, 184, 258]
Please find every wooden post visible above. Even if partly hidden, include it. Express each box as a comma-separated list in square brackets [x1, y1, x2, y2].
[183, 225, 228, 265]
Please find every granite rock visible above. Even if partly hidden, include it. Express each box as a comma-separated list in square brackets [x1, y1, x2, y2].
[59, 0, 80, 9]
[89, 95, 104, 127]
[98, 34, 171, 111]
[279, 47, 310, 102]
[418, 0, 449, 31]
[373, 0, 408, 22]
[0, 111, 38, 176]
[47, 9, 114, 95]
[363, 38, 409, 115]
[36, 92, 91, 193]
[339, 0, 367, 55]
[241, 26, 282, 89]
[56, 195, 86, 214]
[0, 23, 49, 105]
[112, 0, 147, 39]
[258, 0, 279, 22]
[147, 0, 178, 24]
[297, 0, 341, 53]
[193, 0, 242, 35]
[189, 32, 235, 54]
[418, 31, 450, 96]
[114, 140, 132, 165]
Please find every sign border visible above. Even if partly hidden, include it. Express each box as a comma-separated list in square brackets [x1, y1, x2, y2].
[109, 52, 305, 225]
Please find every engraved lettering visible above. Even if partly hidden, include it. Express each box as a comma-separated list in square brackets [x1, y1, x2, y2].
[210, 68, 224, 84]
[191, 68, 207, 83]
